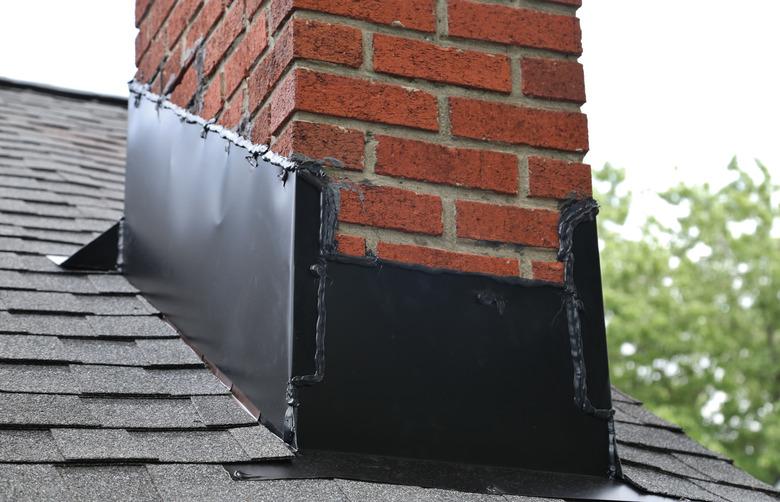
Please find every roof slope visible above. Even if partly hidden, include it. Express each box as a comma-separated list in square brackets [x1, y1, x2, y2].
[0, 80, 776, 502]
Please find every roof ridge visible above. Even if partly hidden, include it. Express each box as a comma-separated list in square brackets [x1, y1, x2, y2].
[0, 76, 126, 106]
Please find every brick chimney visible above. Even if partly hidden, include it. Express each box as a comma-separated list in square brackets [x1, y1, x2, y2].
[134, 0, 590, 282]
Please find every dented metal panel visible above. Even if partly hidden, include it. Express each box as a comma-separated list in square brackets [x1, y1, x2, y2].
[123, 95, 296, 432]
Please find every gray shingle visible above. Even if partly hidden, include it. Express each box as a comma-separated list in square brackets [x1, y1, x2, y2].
[614, 400, 682, 431]
[87, 315, 179, 338]
[52, 428, 148, 460]
[618, 444, 704, 479]
[151, 368, 230, 395]
[71, 364, 165, 395]
[61, 338, 145, 365]
[136, 338, 202, 366]
[82, 397, 205, 429]
[0, 430, 63, 461]
[229, 426, 293, 460]
[78, 206, 123, 220]
[622, 465, 726, 502]
[76, 295, 155, 315]
[0, 236, 77, 255]
[0, 464, 68, 501]
[673, 453, 778, 493]
[0, 393, 99, 426]
[616, 422, 723, 458]
[57, 465, 162, 502]
[28, 272, 97, 293]
[336, 480, 501, 502]
[147, 464, 346, 502]
[88, 274, 139, 294]
[0, 290, 82, 312]
[0, 362, 76, 393]
[691, 479, 780, 502]
[14, 227, 95, 245]
[611, 386, 642, 405]
[0, 251, 24, 270]
[131, 430, 248, 462]
[0, 269, 34, 289]
[0, 333, 66, 361]
[0, 185, 66, 204]
[18, 253, 63, 272]
[0, 311, 91, 336]
[191, 395, 257, 426]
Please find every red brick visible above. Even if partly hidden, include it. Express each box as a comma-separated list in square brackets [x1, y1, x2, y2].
[337, 234, 366, 256]
[448, 0, 581, 55]
[204, 0, 245, 76]
[224, 12, 268, 98]
[456, 200, 559, 248]
[162, 43, 183, 86]
[219, 89, 245, 129]
[272, 69, 439, 133]
[292, 18, 363, 67]
[167, 0, 202, 47]
[136, 34, 166, 82]
[250, 104, 271, 143]
[144, 0, 176, 43]
[532, 260, 564, 283]
[449, 97, 588, 152]
[201, 77, 223, 118]
[274, 121, 364, 170]
[248, 18, 362, 110]
[171, 65, 198, 107]
[340, 185, 442, 235]
[522, 57, 585, 103]
[378, 242, 519, 276]
[374, 136, 517, 194]
[270, 0, 435, 34]
[136, 30, 149, 66]
[186, 0, 225, 50]
[373, 35, 511, 93]
[527, 156, 591, 199]
[246, 0, 263, 17]
[136, 0, 153, 27]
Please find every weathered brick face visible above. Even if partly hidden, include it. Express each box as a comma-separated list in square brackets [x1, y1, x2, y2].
[134, 0, 591, 283]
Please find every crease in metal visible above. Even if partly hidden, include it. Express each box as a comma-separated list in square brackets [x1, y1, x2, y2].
[557, 197, 621, 479]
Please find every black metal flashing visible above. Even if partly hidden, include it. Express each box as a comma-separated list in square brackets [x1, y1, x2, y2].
[116, 86, 618, 480]
[225, 451, 668, 501]
[60, 221, 122, 271]
[6, 78, 778, 502]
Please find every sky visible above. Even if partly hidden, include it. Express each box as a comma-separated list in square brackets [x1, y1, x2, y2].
[1, 1, 778, 224]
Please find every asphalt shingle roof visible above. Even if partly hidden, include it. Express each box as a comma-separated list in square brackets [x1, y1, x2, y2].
[0, 79, 776, 502]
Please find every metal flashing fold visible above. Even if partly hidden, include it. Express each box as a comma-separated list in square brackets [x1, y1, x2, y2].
[57, 82, 623, 496]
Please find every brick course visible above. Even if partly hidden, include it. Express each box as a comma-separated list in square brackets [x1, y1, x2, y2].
[378, 242, 519, 276]
[134, 0, 590, 278]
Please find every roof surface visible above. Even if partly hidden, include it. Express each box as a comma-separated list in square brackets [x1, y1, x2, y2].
[0, 79, 776, 502]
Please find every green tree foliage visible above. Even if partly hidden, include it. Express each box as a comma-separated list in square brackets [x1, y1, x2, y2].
[595, 160, 779, 484]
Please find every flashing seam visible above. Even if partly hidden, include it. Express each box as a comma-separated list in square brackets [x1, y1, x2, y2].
[283, 175, 338, 448]
[558, 197, 621, 479]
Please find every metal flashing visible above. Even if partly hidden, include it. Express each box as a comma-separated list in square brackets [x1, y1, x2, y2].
[5, 77, 776, 502]
[60, 221, 122, 271]
[225, 451, 672, 501]
[65, 82, 620, 495]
